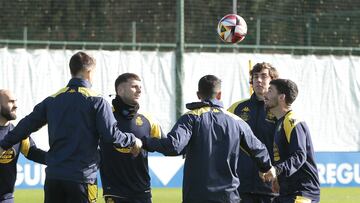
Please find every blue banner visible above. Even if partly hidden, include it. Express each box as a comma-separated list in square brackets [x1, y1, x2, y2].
[316, 152, 360, 187]
[15, 152, 360, 188]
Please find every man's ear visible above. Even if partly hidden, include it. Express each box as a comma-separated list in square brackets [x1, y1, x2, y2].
[215, 91, 221, 100]
[117, 84, 124, 97]
[279, 94, 285, 102]
[197, 91, 201, 100]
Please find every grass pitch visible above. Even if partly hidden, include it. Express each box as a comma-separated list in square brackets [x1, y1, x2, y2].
[14, 187, 360, 203]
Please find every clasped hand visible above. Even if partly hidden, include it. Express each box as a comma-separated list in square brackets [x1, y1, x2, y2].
[130, 138, 143, 157]
[259, 166, 276, 182]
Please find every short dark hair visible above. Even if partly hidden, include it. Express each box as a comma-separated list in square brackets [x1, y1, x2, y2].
[69, 52, 96, 76]
[250, 62, 279, 84]
[198, 75, 221, 99]
[114, 73, 141, 91]
[270, 79, 298, 106]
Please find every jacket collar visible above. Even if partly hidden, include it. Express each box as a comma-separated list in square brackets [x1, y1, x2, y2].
[112, 95, 139, 120]
[186, 99, 223, 110]
[67, 78, 92, 88]
[250, 93, 265, 104]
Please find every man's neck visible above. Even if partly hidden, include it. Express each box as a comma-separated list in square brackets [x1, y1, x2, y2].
[271, 106, 291, 119]
[0, 117, 10, 126]
[255, 93, 265, 101]
[73, 75, 85, 80]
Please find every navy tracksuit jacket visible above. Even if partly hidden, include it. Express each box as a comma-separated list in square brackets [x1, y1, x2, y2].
[273, 111, 320, 202]
[100, 95, 164, 200]
[0, 124, 46, 201]
[0, 78, 136, 184]
[228, 93, 277, 196]
[144, 99, 272, 203]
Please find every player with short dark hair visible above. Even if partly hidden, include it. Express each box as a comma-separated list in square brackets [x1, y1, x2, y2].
[100, 73, 164, 203]
[0, 89, 46, 203]
[0, 52, 143, 203]
[114, 73, 141, 92]
[228, 62, 279, 203]
[69, 52, 96, 76]
[142, 75, 276, 203]
[264, 79, 320, 203]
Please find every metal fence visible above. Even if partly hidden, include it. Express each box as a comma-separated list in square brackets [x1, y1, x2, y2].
[0, 0, 359, 54]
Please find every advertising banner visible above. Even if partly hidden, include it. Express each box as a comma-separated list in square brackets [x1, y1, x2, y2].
[15, 152, 360, 188]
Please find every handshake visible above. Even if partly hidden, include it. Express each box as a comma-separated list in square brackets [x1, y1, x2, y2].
[130, 138, 143, 157]
[259, 166, 279, 193]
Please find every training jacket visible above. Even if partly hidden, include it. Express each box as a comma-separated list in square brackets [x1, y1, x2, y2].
[100, 96, 164, 200]
[0, 123, 46, 201]
[144, 99, 272, 203]
[273, 110, 320, 202]
[228, 93, 277, 196]
[0, 78, 136, 184]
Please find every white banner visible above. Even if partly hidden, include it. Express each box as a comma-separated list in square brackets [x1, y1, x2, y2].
[182, 53, 360, 152]
[0, 48, 176, 150]
[0, 48, 359, 151]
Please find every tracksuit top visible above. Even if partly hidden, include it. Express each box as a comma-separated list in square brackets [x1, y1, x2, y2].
[144, 99, 272, 203]
[100, 96, 163, 199]
[0, 123, 46, 200]
[274, 110, 320, 202]
[0, 78, 136, 184]
[228, 93, 277, 196]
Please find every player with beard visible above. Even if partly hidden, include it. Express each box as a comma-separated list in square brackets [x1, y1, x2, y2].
[228, 62, 279, 203]
[0, 52, 142, 203]
[0, 89, 46, 203]
[99, 73, 164, 203]
[263, 79, 320, 203]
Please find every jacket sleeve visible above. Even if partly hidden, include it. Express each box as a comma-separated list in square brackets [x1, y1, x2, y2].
[95, 98, 136, 148]
[143, 114, 194, 156]
[240, 121, 272, 173]
[275, 123, 307, 177]
[0, 99, 48, 150]
[21, 137, 47, 165]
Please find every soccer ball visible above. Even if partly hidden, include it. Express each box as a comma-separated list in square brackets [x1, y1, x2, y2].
[217, 14, 247, 43]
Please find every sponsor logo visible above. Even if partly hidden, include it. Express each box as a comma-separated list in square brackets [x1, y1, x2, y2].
[14, 153, 360, 188]
[114, 146, 131, 153]
[273, 143, 280, 162]
[317, 163, 360, 185]
[15, 163, 46, 187]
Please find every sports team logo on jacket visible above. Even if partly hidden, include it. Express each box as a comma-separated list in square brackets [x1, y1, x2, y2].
[135, 116, 143, 126]
[0, 148, 16, 164]
[288, 118, 296, 127]
[239, 107, 250, 121]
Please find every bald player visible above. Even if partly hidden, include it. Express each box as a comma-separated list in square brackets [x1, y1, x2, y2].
[0, 89, 46, 203]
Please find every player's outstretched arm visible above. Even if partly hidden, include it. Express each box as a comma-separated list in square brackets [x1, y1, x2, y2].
[239, 121, 272, 173]
[21, 137, 47, 165]
[95, 98, 136, 148]
[142, 114, 193, 156]
[0, 99, 48, 151]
